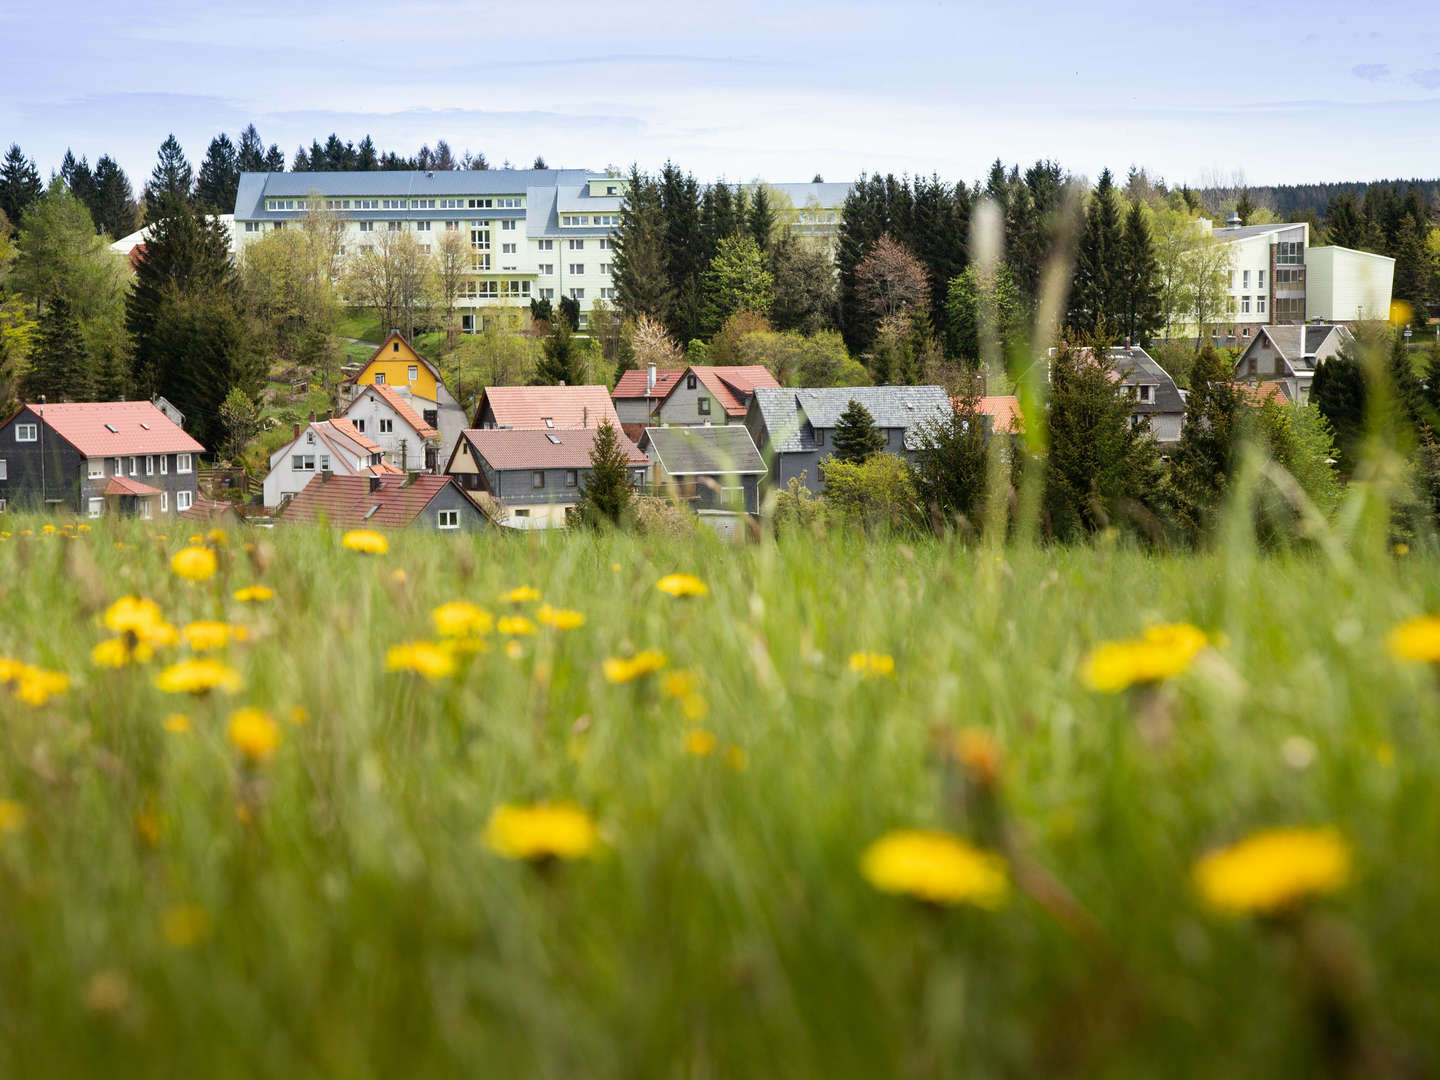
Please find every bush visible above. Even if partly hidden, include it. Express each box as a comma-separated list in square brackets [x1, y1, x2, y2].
[819, 452, 920, 534]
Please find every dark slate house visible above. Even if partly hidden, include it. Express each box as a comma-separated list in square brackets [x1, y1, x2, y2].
[0, 401, 205, 519]
[638, 424, 766, 516]
[280, 473, 490, 532]
[744, 386, 953, 494]
[1108, 346, 1187, 445]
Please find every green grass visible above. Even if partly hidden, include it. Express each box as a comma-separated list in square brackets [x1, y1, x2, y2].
[335, 310, 384, 344]
[0, 522, 1437, 1076]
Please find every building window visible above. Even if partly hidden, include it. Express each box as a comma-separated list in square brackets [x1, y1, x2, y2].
[606, 185, 617, 196]
[515, 508, 531, 518]
[1277, 241, 1303, 265]
[129, 456, 138, 476]
[146, 455, 154, 475]
[160, 456, 169, 475]
[408, 364, 419, 382]
[88, 498, 103, 518]
[502, 243, 516, 254]
[599, 287, 616, 300]
[88, 459, 104, 480]
[537, 239, 553, 251]
[501, 220, 516, 231]
[112, 457, 122, 475]
[380, 419, 394, 434]
[577, 314, 587, 329]
[320, 455, 330, 472]
[698, 397, 710, 415]
[599, 262, 611, 275]
[569, 263, 584, 275]
[565, 469, 577, 487]
[176, 490, 193, 512]
[435, 508, 461, 530]
[539, 288, 554, 300]
[387, 221, 402, 231]
[532, 471, 545, 489]
[293, 455, 316, 471]
[568, 239, 584, 250]
[1137, 385, 1153, 403]
[358, 221, 374, 232]
[1242, 270, 1250, 288]
[177, 453, 192, 473]
[597, 238, 611, 250]
[160, 491, 167, 513]
[16, 423, 37, 442]
[686, 374, 697, 390]
[569, 288, 583, 300]
[1257, 296, 1267, 314]
[0, 459, 6, 480]
[1241, 296, 1251, 314]
[0, 498, 6, 513]
[538, 263, 553, 275]
[816, 429, 825, 447]
[374, 372, 386, 385]
[1257, 270, 1265, 289]
[416, 220, 431, 232]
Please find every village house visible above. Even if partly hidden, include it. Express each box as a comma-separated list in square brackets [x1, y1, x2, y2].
[613, 363, 780, 436]
[638, 424, 767, 529]
[341, 331, 468, 457]
[281, 473, 489, 532]
[0, 401, 204, 519]
[1232, 324, 1353, 405]
[261, 417, 402, 508]
[445, 427, 648, 529]
[744, 386, 953, 494]
[343, 384, 441, 472]
[1110, 345, 1187, 445]
[471, 384, 621, 431]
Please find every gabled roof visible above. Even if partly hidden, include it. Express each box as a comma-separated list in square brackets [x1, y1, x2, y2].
[1107, 346, 1186, 415]
[348, 384, 438, 439]
[103, 476, 162, 497]
[273, 419, 400, 475]
[749, 386, 953, 453]
[347, 331, 445, 387]
[451, 428, 647, 472]
[687, 366, 781, 417]
[1237, 380, 1292, 406]
[281, 474, 469, 528]
[613, 368, 683, 399]
[1252, 324, 1350, 370]
[475, 385, 622, 430]
[641, 425, 766, 476]
[974, 395, 1024, 433]
[13, 401, 205, 457]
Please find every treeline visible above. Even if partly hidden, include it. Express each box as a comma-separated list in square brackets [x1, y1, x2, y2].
[1199, 177, 1440, 223]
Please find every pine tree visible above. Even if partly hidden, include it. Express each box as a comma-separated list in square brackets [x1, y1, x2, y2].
[195, 133, 240, 212]
[0, 144, 43, 225]
[237, 125, 266, 172]
[532, 156, 547, 170]
[572, 419, 635, 529]
[1166, 345, 1245, 539]
[292, 146, 311, 172]
[263, 145, 287, 172]
[832, 399, 886, 463]
[532, 313, 581, 386]
[1235, 190, 1255, 225]
[62, 152, 98, 227]
[22, 294, 90, 402]
[659, 162, 704, 341]
[89, 337, 128, 401]
[1310, 345, 1367, 477]
[1324, 191, 1372, 249]
[747, 185, 774, 254]
[357, 136, 379, 170]
[145, 135, 194, 218]
[700, 235, 773, 334]
[432, 141, 456, 170]
[613, 166, 674, 322]
[1070, 169, 1124, 333]
[90, 156, 136, 238]
[322, 134, 352, 171]
[1117, 201, 1162, 346]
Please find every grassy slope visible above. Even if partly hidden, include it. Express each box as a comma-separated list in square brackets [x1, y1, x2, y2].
[0, 523, 1436, 1076]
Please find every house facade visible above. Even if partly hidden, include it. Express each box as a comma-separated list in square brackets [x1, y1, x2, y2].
[613, 364, 779, 429]
[744, 386, 953, 494]
[261, 418, 402, 508]
[1232, 324, 1353, 404]
[1110, 346, 1186, 444]
[341, 331, 468, 458]
[445, 428, 648, 528]
[281, 473, 488, 532]
[343, 384, 441, 473]
[0, 401, 204, 518]
[639, 424, 766, 517]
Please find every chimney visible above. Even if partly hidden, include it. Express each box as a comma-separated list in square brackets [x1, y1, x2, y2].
[583, 405, 589, 428]
[293, 422, 300, 439]
[309, 411, 316, 423]
[647, 362, 657, 393]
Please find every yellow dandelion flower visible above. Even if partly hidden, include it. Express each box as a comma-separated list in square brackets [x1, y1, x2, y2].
[104, 596, 166, 636]
[1192, 826, 1351, 915]
[497, 615, 537, 636]
[15, 667, 68, 706]
[656, 573, 709, 598]
[341, 529, 388, 554]
[502, 585, 541, 604]
[0, 799, 27, 834]
[603, 649, 668, 683]
[682, 693, 709, 721]
[610, 562, 621, 573]
[163, 713, 191, 734]
[504, 640, 526, 661]
[1389, 299, 1414, 326]
[154, 659, 243, 696]
[482, 802, 599, 861]
[431, 601, 494, 638]
[1387, 615, 1440, 663]
[0, 658, 22, 684]
[92, 636, 154, 668]
[182, 621, 231, 652]
[227, 707, 281, 763]
[187, 534, 203, 544]
[385, 641, 457, 680]
[206, 529, 228, 547]
[1081, 622, 1208, 693]
[536, 604, 586, 630]
[661, 669, 699, 698]
[233, 584, 274, 603]
[860, 829, 1009, 908]
[848, 651, 896, 678]
[170, 545, 218, 582]
[161, 905, 212, 948]
[684, 729, 717, 756]
[77, 524, 91, 533]
[1394, 542, 1410, 557]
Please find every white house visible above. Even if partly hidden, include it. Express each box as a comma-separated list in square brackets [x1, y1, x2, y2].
[261, 417, 402, 508]
[342, 384, 441, 473]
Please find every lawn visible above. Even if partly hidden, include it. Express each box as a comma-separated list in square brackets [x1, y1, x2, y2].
[0, 520, 1437, 1077]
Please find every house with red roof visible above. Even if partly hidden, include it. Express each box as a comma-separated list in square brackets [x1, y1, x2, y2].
[613, 364, 780, 432]
[0, 401, 205, 519]
[445, 427, 649, 528]
[342, 384, 442, 473]
[280, 473, 489, 532]
[261, 416, 403, 508]
[471, 384, 622, 432]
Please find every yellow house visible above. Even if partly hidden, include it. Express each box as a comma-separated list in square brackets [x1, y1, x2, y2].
[350, 331, 442, 404]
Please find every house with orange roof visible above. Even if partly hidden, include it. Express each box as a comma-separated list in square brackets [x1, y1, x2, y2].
[0, 400, 205, 519]
[261, 416, 402, 508]
[471, 384, 622, 431]
[341, 330, 468, 458]
[971, 395, 1025, 435]
[281, 473, 489, 532]
[613, 363, 779, 429]
[343, 384, 442, 473]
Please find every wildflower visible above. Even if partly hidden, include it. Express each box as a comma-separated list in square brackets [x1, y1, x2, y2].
[848, 651, 896, 678]
[610, 562, 621, 573]
[1386, 615, 1440, 663]
[92, 636, 154, 668]
[953, 728, 1001, 786]
[504, 640, 525, 661]
[0, 799, 27, 834]
[661, 670, 699, 698]
[233, 585, 274, 603]
[161, 905, 212, 948]
[1081, 622, 1208, 693]
[1394, 542, 1410, 557]
[1192, 827, 1351, 915]
[15, 667, 68, 706]
[497, 615, 537, 636]
[431, 601, 494, 638]
[227, 707, 281, 763]
[77, 524, 90, 533]
[206, 529, 228, 547]
[170, 545, 218, 582]
[725, 745, 748, 771]
[163, 713, 191, 734]
[385, 641, 457, 681]
[154, 659, 243, 696]
[482, 802, 600, 861]
[860, 829, 1009, 908]
[503, 585, 541, 604]
[42, 524, 56, 535]
[682, 693, 709, 720]
[684, 729, 717, 756]
[656, 573, 709, 598]
[341, 529, 388, 554]
[188, 534, 203, 544]
[603, 649, 667, 683]
[182, 621, 231, 652]
[104, 596, 166, 637]
[536, 604, 586, 630]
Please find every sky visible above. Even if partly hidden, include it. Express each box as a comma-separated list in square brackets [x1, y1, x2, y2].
[3, 0, 1439, 193]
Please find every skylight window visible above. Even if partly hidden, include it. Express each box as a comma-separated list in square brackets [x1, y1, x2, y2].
[104, 423, 118, 433]
[140, 423, 150, 430]
[544, 418, 554, 429]
[545, 434, 561, 445]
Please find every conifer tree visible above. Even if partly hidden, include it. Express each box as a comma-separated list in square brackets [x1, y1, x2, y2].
[1117, 201, 1162, 346]
[832, 399, 886, 463]
[659, 162, 704, 341]
[357, 136, 379, 170]
[0, 144, 43, 226]
[747, 185, 774, 254]
[22, 294, 90, 402]
[90, 156, 136, 238]
[532, 313, 581, 386]
[237, 125, 266, 172]
[263, 145, 287, 172]
[1166, 345, 1245, 539]
[613, 166, 674, 323]
[196, 133, 240, 212]
[145, 135, 194, 217]
[572, 419, 635, 528]
[1070, 169, 1124, 333]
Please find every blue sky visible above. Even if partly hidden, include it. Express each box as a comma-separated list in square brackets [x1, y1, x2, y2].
[3, 0, 1438, 190]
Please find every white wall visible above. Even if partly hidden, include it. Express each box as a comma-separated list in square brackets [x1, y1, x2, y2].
[1306, 246, 1395, 322]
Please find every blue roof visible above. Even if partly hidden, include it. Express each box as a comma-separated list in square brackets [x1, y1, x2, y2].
[235, 168, 595, 219]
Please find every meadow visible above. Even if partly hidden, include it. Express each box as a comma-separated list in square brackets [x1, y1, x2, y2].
[0, 515, 1437, 1078]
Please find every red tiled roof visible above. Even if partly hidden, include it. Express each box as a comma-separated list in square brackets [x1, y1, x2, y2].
[281, 473, 463, 528]
[1238, 380, 1291, 406]
[974, 395, 1024, 433]
[325, 417, 382, 455]
[613, 368, 683, 399]
[476, 385, 622, 430]
[455, 428, 648, 471]
[21, 401, 205, 457]
[103, 475, 162, 497]
[356, 384, 438, 439]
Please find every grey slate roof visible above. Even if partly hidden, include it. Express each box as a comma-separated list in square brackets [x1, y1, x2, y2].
[1209, 222, 1307, 242]
[1258, 325, 1349, 370]
[642, 425, 766, 476]
[1108, 347, 1186, 415]
[750, 386, 953, 453]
